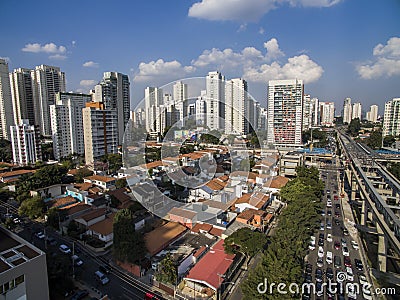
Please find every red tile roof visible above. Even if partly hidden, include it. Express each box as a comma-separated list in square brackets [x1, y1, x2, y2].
[191, 223, 213, 233]
[185, 240, 235, 290]
[48, 196, 77, 209]
[78, 208, 107, 222]
[264, 176, 290, 189]
[145, 222, 187, 256]
[193, 246, 207, 258]
[205, 179, 226, 191]
[169, 207, 197, 220]
[0, 169, 35, 182]
[85, 175, 116, 183]
[88, 213, 115, 236]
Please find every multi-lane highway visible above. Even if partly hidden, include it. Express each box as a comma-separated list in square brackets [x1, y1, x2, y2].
[303, 160, 372, 300]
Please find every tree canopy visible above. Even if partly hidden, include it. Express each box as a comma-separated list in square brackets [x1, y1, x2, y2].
[113, 208, 146, 264]
[347, 118, 361, 136]
[224, 228, 267, 257]
[156, 253, 177, 285]
[18, 196, 45, 219]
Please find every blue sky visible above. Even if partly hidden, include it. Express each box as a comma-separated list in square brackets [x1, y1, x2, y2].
[1, 0, 399, 115]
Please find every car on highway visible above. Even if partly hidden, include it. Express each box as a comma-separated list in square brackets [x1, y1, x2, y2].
[341, 238, 347, 247]
[315, 268, 323, 282]
[35, 231, 45, 239]
[334, 256, 341, 269]
[318, 246, 324, 258]
[335, 203, 340, 209]
[326, 251, 333, 264]
[326, 220, 332, 229]
[59, 244, 71, 254]
[327, 233, 333, 242]
[309, 241, 315, 250]
[344, 256, 352, 267]
[342, 246, 350, 257]
[343, 228, 349, 236]
[327, 201, 332, 208]
[346, 266, 354, 281]
[72, 255, 83, 266]
[320, 223, 325, 231]
[327, 210, 332, 216]
[318, 238, 324, 246]
[317, 257, 324, 268]
[70, 289, 89, 300]
[355, 258, 364, 271]
[359, 273, 368, 286]
[320, 210, 325, 216]
[351, 240, 359, 250]
[334, 241, 340, 250]
[95, 270, 109, 285]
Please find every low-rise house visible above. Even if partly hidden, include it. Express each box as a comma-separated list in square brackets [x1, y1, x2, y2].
[0, 169, 35, 183]
[262, 175, 290, 194]
[234, 192, 270, 212]
[87, 213, 115, 248]
[145, 222, 187, 257]
[169, 207, 198, 229]
[74, 208, 107, 228]
[83, 175, 116, 190]
[236, 208, 273, 230]
[47, 195, 77, 210]
[30, 184, 71, 199]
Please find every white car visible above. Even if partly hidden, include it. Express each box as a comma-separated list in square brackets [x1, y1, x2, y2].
[318, 246, 324, 258]
[327, 234, 333, 242]
[359, 274, 368, 286]
[311, 236, 316, 242]
[342, 246, 350, 257]
[351, 240, 359, 250]
[59, 244, 71, 254]
[327, 201, 332, 207]
[35, 231, 45, 239]
[326, 251, 333, 264]
[309, 241, 316, 250]
[72, 255, 83, 266]
[346, 266, 354, 281]
[348, 284, 357, 299]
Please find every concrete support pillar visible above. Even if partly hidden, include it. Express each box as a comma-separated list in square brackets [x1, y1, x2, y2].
[377, 223, 387, 273]
[351, 173, 357, 201]
[361, 199, 367, 226]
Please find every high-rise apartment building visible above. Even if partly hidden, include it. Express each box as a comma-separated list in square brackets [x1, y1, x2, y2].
[0, 227, 50, 299]
[342, 97, 352, 124]
[94, 72, 130, 144]
[173, 81, 188, 126]
[206, 71, 225, 131]
[10, 119, 42, 165]
[50, 92, 91, 160]
[10, 68, 35, 126]
[302, 94, 311, 131]
[225, 78, 248, 135]
[144, 87, 163, 133]
[320, 102, 335, 127]
[267, 79, 304, 146]
[383, 98, 400, 137]
[0, 58, 14, 139]
[352, 102, 362, 120]
[196, 90, 207, 126]
[366, 104, 378, 123]
[311, 97, 320, 127]
[31, 65, 66, 136]
[83, 102, 118, 165]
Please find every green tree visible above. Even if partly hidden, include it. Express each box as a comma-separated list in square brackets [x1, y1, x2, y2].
[383, 135, 396, 147]
[156, 253, 177, 285]
[75, 167, 93, 183]
[116, 178, 127, 189]
[364, 130, 382, 150]
[0, 139, 12, 162]
[18, 196, 45, 219]
[113, 208, 146, 263]
[388, 163, 400, 180]
[347, 118, 361, 136]
[46, 208, 63, 230]
[224, 228, 267, 257]
[102, 153, 123, 174]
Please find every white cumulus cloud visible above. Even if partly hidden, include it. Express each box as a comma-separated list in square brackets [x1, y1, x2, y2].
[80, 80, 97, 87]
[49, 54, 67, 60]
[264, 38, 285, 61]
[244, 54, 324, 83]
[22, 42, 66, 54]
[188, 0, 341, 22]
[356, 37, 400, 79]
[134, 59, 195, 82]
[188, 0, 277, 22]
[83, 61, 99, 68]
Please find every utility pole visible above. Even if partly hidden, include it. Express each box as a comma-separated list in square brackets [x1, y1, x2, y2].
[72, 241, 75, 279]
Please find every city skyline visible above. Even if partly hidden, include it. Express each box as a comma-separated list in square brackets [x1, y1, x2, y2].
[1, 0, 399, 111]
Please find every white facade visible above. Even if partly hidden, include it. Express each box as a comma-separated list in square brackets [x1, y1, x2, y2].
[10, 68, 35, 127]
[311, 97, 320, 127]
[0, 59, 14, 139]
[319, 102, 335, 127]
[383, 98, 400, 137]
[225, 78, 248, 135]
[173, 81, 188, 126]
[343, 98, 352, 124]
[366, 104, 378, 123]
[83, 103, 118, 165]
[31, 65, 66, 136]
[10, 119, 41, 165]
[206, 71, 225, 130]
[50, 92, 91, 160]
[302, 94, 311, 131]
[144, 87, 163, 133]
[195, 90, 207, 126]
[267, 79, 303, 146]
[352, 102, 362, 120]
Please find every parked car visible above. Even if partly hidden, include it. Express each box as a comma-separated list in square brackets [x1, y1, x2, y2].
[326, 267, 334, 280]
[72, 255, 83, 266]
[327, 233, 333, 242]
[351, 240, 359, 250]
[342, 246, 349, 257]
[326, 251, 333, 264]
[315, 268, 323, 282]
[318, 246, 324, 258]
[355, 258, 364, 271]
[317, 257, 324, 268]
[346, 266, 354, 281]
[344, 256, 352, 267]
[334, 256, 341, 269]
[334, 241, 340, 250]
[95, 271, 109, 285]
[35, 231, 45, 239]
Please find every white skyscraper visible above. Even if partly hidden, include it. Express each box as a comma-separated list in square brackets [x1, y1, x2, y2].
[343, 98, 352, 124]
[206, 71, 225, 131]
[383, 98, 400, 137]
[320, 102, 335, 127]
[0, 59, 14, 139]
[83, 102, 118, 165]
[225, 78, 248, 135]
[10, 68, 35, 127]
[144, 87, 163, 133]
[50, 92, 91, 160]
[173, 81, 188, 125]
[352, 102, 362, 120]
[302, 94, 311, 131]
[267, 79, 303, 146]
[366, 104, 378, 123]
[311, 97, 320, 126]
[10, 119, 41, 165]
[31, 65, 66, 136]
[196, 90, 207, 126]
